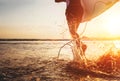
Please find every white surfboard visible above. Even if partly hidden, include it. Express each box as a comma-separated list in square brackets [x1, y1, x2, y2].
[81, 0, 119, 22]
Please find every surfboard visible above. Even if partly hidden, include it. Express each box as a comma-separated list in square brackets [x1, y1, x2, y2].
[81, 0, 119, 22]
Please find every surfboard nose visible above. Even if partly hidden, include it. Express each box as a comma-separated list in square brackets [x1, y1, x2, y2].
[81, 0, 119, 22]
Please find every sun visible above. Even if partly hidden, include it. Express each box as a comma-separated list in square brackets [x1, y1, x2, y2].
[101, 2, 120, 37]
[104, 13, 120, 36]
[106, 18, 120, 36]
[108, 16, 120, 34]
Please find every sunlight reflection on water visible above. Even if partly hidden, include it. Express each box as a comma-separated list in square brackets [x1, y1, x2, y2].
[0, 40, 117, 60]
[113, 40, 120, 49]
[0, 40, 120, 81]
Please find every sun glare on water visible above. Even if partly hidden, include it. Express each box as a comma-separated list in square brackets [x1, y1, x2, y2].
[113, 40, 120, 49]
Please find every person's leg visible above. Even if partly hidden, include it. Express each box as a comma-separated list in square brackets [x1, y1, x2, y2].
[66, 11, 82, 47]
[66, 7, 87, 53]
[67, 19, 79, 40]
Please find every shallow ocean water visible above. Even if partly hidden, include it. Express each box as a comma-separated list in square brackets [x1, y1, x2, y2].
[0, 40, 120, 81]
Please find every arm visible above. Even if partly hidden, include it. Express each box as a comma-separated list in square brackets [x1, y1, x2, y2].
[55, 0, 66, 3]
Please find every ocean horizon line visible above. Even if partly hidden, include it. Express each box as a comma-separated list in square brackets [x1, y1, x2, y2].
[0, 38, 120, 41]
[0, 39, 71, 41]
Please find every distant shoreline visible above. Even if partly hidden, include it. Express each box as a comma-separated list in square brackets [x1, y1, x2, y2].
[0, 38, 120, 41]
[0, 39, 70, 41]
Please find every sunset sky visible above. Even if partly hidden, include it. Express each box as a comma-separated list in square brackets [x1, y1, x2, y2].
[0, 0, 120, 39]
